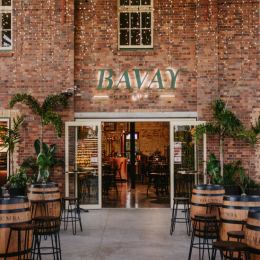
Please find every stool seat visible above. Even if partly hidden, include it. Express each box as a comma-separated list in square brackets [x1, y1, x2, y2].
[173, 197, 189, 201]
[62, 197, 78, 201]
[194, 214, 216, 219]
[30, 199, 47, 203]
[227, 231, 245, 239]
[213, 241, 249, 251]
[206, 202, 222, 207]
[10, 223, 37, 231]
[33, 216, 59, 222]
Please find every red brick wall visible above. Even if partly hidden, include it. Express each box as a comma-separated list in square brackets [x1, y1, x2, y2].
[0, 0, 259, 194]
[74, 0, 197, 112]
[0, 0, 75, 196]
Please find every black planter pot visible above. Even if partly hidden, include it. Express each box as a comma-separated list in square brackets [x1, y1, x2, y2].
[1, 186, 26, 196]
[224, 185, 240, 195]
[245, 188, 260, 196]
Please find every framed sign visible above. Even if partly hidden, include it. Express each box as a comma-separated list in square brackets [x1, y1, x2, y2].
[174, 142, 182, 164]
[90, 154, 98, 165]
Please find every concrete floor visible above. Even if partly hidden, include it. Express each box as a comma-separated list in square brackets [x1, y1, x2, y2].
[41, 209, 221, 260]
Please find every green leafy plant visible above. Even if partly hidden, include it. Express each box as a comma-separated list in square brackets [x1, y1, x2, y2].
[9, 93, 69, 181]
[0, 115, 24, 175]
[207, 153, 222, 184]
[21, 139, 65, 182]
[193, 87, 242, 176]
[239, 171, 248, 194]
[222, 160, 245, 186]
[236, 116, 260, 178]
[6, 167, 27, 188]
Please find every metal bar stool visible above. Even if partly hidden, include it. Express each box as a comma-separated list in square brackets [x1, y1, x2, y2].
[5, 223, 40, 260]
[30, 200, 48, 218]
[188, 214, 220, 260]
[170, 197, 191, 236]
[211, 241, 251, 260]
[227, 219, 247, 242]
[60, 197, 83, 235]
[32, 216, 61, 260]
[206, 202, 222, 219]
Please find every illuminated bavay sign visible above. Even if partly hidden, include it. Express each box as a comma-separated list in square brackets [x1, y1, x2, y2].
[97, 69, 183, 90]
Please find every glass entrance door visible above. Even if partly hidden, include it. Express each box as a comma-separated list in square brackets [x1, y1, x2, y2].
[170, 121, 206, 209]
[65, 121, 102, 209]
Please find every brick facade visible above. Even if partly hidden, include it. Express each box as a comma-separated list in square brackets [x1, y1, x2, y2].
[0, 0, 259, 196]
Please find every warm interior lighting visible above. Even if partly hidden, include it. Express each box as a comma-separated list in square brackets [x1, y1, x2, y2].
[93, 95, 109, 98]
[160, 95, 175, 98]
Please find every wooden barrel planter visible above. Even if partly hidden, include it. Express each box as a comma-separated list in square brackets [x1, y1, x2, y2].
[0, 196, 31, 260]
[190, 184, 225, 237]
[245, 210, 260, 260]
[27, 182, 61, 218]
[220, 195, 260, 241]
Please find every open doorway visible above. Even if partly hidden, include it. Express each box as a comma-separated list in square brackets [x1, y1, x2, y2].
[102, 122, 171, 208]
[0, 119, 9, 188]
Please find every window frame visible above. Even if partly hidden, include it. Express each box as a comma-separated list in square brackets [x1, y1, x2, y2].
[117, 0, 154, 49]
[0, 0, 12, 51]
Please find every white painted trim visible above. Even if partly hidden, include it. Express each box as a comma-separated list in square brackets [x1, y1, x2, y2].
[65, 121, 102, 210]
[170, 121, 206, 209]
[75, 112, 198, 119]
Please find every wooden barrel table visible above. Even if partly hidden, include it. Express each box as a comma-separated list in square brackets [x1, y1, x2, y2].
[245, 210, 260, 259]
[0, 196, 31, 259]
[220, 195, 260, 241]
[190, 184, 225, 237]
[191, 184, 225, 220]
[27, 182, 61, 218]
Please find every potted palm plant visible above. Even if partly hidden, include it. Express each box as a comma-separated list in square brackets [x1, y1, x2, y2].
[223, 160, 245, 195]
[193, 83, 242, 177]
[9, 93, 69, 182]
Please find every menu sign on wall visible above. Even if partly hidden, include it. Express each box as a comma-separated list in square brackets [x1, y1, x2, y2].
[90, 154, 98, 165]
[174, 142, 182, 164]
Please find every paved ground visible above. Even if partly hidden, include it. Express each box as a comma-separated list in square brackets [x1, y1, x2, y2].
[40, 209, 221, 260]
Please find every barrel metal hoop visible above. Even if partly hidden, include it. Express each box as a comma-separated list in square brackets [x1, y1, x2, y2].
[191, 202, 208, 207]
[246, 223, 260, 231]
[0, 207, 30, 214]
[220, 218, 244, 225]
[194, 185, 224, 191]
[248, 210, 260, 219]
[192, 192, 225, 197]
[41, 199, 61, 203]
[0, 220, 31, 228]
[0, 197, 28, 205]
[28, 190, 60, 194]
[223, 195, 260, 202]
[222, 205, 260, 210]
[29, 182, 58, 188]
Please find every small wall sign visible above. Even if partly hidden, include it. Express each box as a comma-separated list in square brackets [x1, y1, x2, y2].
[174, 142, 182, 164]
[90, 154, 98, 165]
